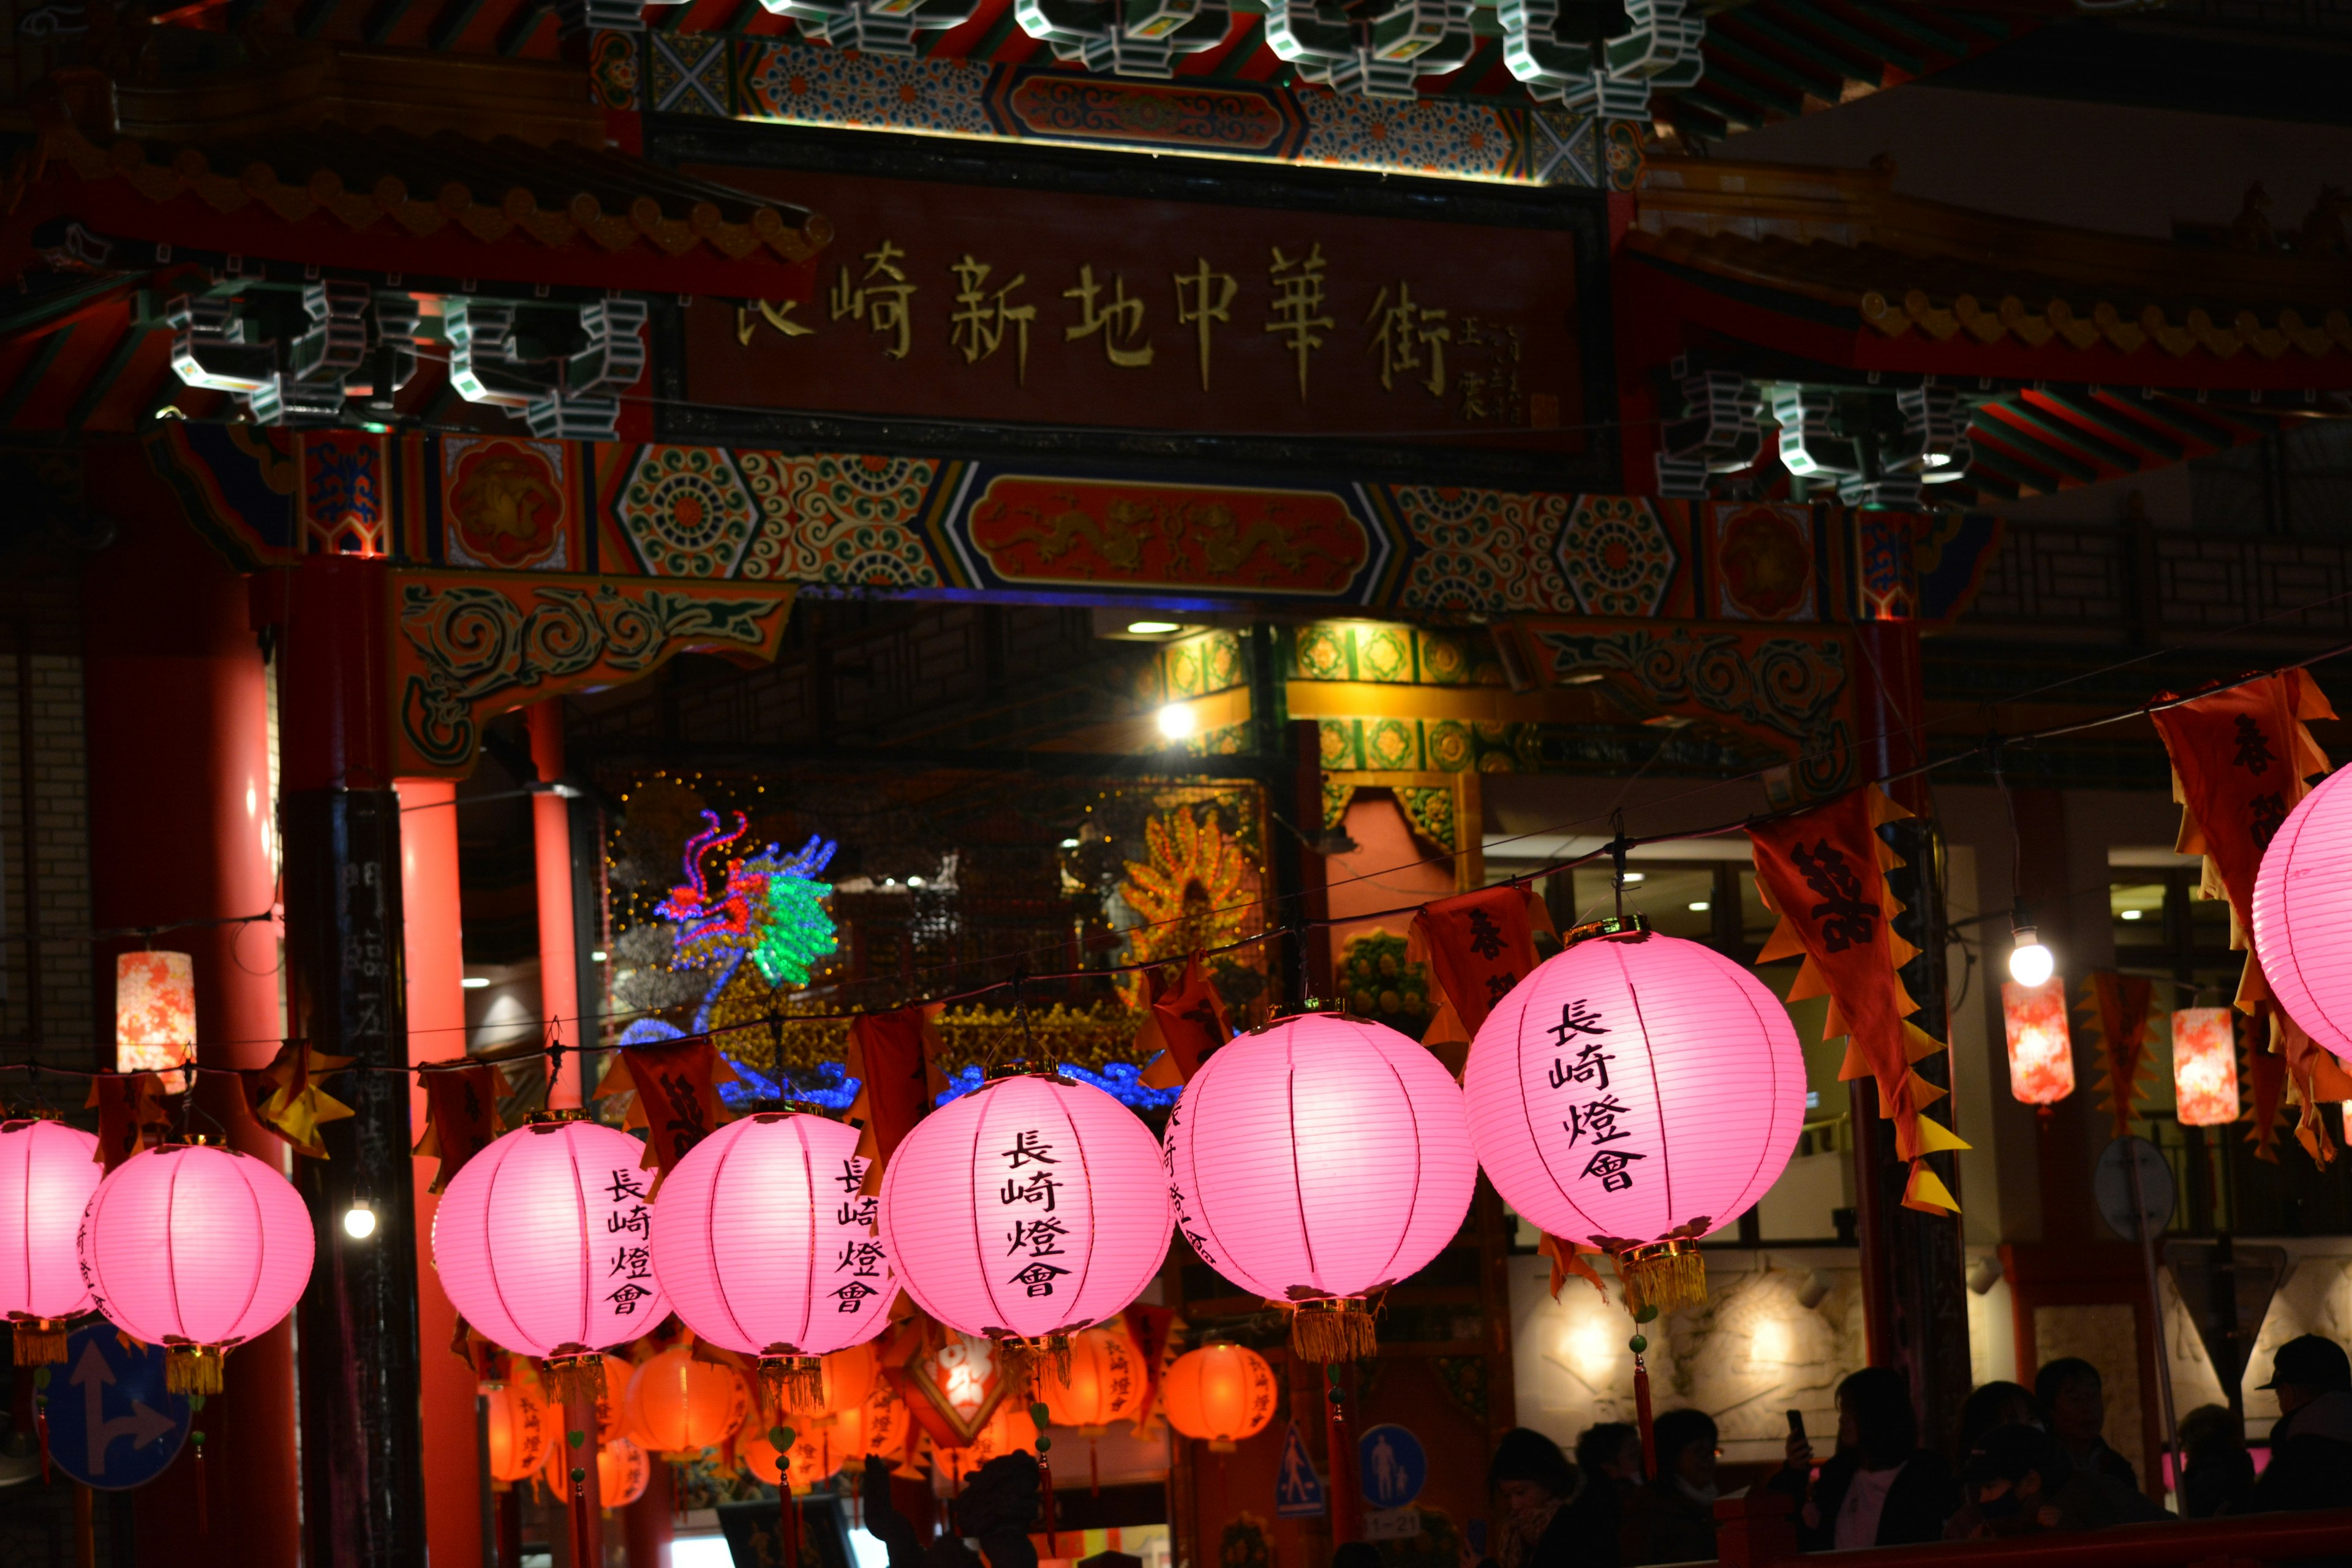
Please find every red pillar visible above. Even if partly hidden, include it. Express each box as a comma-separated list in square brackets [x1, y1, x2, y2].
[80, 497, 300, 1568]
[399, 777, 485, 1568]
[528, 703, 583, 1107]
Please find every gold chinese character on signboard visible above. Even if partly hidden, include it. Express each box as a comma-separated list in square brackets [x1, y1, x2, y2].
[1063, 265, 1154, 368]
[1366, 281, 1450, 397]
[949, 255, 1037, 384]
[1264, 244, 1333, 402]
[1455, 317, 1524, 425]
[1172, 258, 1237, 391]
[829, 240, 916, 360]
[734, 300, 815, 346]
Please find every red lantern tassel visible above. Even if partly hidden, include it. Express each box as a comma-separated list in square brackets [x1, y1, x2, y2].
[1089, 1436, 1100, 1498]
[194, 1436, 208, 1538]
[1039, 1449, 1058, 1559]
[1633, 1354, 1656, 1481]
[36, 1396, 50, 1484]
[779, 1461, 797, 1568]
[571, 1469, 592, 1568]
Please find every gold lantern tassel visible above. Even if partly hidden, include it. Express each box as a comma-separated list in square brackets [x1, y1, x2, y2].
[1287, 1298, 1376, 1364]
[167, 1344, 225, 1396]
[12, 1316, 69, 1366]
[758, 1350, 826, 1414]
[1612, 1239, 1707, 1318]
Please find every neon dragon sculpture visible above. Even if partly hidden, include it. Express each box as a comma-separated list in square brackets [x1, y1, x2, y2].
[617, 810, 839, 1069]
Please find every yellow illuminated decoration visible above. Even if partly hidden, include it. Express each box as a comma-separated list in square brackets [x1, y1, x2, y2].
[1121, 805, 1252, 965]
[1173, 258, 1237, 390]
[1366, 281, 1452, 397]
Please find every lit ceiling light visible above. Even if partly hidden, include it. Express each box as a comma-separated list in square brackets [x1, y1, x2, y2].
[1621, 872, 1645, 884]
[342, 1199, 377, 1241]
[1156, 705, 1196, 739]
[2009, 926, 2055, 987]
[907, 876, 925, 888]
[591, 949, 608, 961]
[2120, 909, 2143, 922]
[1060, 839, 1081, 849]
[1127, 620, 1181, 636]
[1689, 901, 1711, 912]
[461, 977, 491, 990]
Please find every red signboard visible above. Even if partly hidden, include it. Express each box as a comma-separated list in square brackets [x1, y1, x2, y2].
[680, 165, 1584, 456]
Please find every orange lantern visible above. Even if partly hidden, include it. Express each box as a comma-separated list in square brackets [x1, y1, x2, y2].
[2172, 1007, 2241, 1127]
[1163, 1345, 1276, 1452]
[741, 1423, 791, 1490]
[486, 1378, 555, 1482]
[815, 1342, 879, 1416]
[2002, 976, 2075, 1106]
[1039, 1325, 1145, 1432]
[115, 951, 195, 1090]
[591, 1352, 636, 1443]
[545, 1433, 652, 1508]
[624, 1346, 752, 1454]
[960, 1401, 1038, 1468]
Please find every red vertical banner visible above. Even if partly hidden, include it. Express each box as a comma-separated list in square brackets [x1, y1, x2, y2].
[597, 1038, 737, 1183]
[2148, 672, 2345, 1161]
[1748, 788, 1964, 1215]
[1408, 883, 1553, 1055]
[847, 1005, 946, 1191]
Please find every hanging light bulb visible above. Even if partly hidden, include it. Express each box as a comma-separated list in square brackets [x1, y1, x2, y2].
[342, 1197, 377, 1240]
[2008, 925, 2054, 987]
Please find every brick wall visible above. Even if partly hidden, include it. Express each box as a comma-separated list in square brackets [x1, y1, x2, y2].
[0, 651, 96, 1068]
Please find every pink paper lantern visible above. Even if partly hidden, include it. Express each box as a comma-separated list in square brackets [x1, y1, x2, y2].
[649, 1111, 894, 1408]
[1164, 1012, 1475, 1359]
[2003, 977, 2075, 1106]
[78, 1142, 314, 1393]
[879, 1074, 1170, 1353]
[1463, 929, 1804, 1305]
[432, 1116, 668, 1364]
[0, 1116, 102, 1363]
[2172, 1008, 2242, 1128]
[2253, 766, 2352, 1066]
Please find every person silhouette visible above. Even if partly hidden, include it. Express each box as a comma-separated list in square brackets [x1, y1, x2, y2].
[1370, 1433, 1401, 1503]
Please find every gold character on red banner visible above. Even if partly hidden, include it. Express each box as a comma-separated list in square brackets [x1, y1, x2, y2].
[831, 239, 918, 360]
[1264, 243, 1333, 401]
[949, 255, 1036, 383]
[1365, 281, 1450, 396]
[1172, 258, 1237, 391]
[1064, 265, 1155, 368]
[734, 300, 813, 346]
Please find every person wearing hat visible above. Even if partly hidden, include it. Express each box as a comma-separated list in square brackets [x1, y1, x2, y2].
[2245, 1334, 2352, 1515]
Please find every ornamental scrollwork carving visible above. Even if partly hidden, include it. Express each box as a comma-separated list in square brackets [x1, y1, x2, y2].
[396, 579, 790, 775]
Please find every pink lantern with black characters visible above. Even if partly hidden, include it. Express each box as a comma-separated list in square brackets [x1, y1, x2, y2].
[649, 1110, 894, 1413]
[78, 1140, 314, 1392]
[1163, 1012, 1477, 1360]
[2253, 764, 2352, 1066]
[1463, 925, 1805, 1310]
[878, 1074, 1169, 1372]
[0, 1115, 101, 1365]
[431, 1115, 668, 1379]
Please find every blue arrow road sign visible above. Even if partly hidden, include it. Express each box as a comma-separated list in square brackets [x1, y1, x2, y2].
[1274, 1420, 1326, 1518]
[1357, 1423, 1427, 1509]
[42, 1323, 189, 1490]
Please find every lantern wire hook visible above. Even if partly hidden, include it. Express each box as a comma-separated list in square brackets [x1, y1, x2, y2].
[1011, 972, 1044, 1075]
[541, 1017, 567, 1113]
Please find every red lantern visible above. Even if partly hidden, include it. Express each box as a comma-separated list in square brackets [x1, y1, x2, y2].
[78, 1142, 314, 1393]
[431, 1116, 668, 1371]
[1164, 1013, 1476, 1360]
[487, 1378, 555, 1482]
[2003, 976, 2075, 1107]
[546, 1432, 650, 1508]
[0, 1115, 100, 1363]
[648, 1112, 893, 1412]
[1039, 1324, 1144, 1432]
[1161, 1344, 1276, 1452]
[2172, 1008, 2241, 1127]
[624, 1345, 752, 1454]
